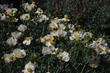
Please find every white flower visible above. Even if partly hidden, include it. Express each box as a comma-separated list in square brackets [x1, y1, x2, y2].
[18, 24, 27, 32]
[49, 23, 58, 29]
[49, 18, 67, 30]
[59, 18, 70, 22]
[59, 24, 66, 30]
[88, 41, 97, 48]
[59, 15, 70, 21]
[49, 19, 60, 29]
[23, 37, 32, 45]
[42, 46, 58, 55]
[35, 8, 43, 14]
[51, 30, 67, 37]
[42, 47, 51, 55]
[41, 34, 54, 46]
[60, 30, 67, 37]
[107, 49, 110, 53]
[11, 31, 22, 39]
[96, 38, 107, 47]
[95, 45, 108, 55]
[6, 37, 17, 46]
[57, 51, 70, 62]
[89, 38, 108, 49]
[69, 31, 83, 41]
[88, 38, 109, 55]
[89, 63, 98, 68]
[37, 14, 49, 22]
[6, 8, 18, 16]
[0, 13, 6, 20]
[3, 53, 16, 63]
[22, 61, 35, 73]
[68, 24, 75, 29]
[12, 18, 18, 22]
[22, 2, 35, 12]
[12, 48, 26, 58]
[51, 18, 60, 24]
[83, 32, 93, 39]
[45, 42, 53, 47]
[68, 24, 76, 33]
[20, 14, 30, 21]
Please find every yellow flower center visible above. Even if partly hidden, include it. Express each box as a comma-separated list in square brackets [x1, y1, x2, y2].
[98, 47, 106, 53]
[51, 48, 57, 54]
[26, 67, 33, 72]
[50, 23, 58, 29]
[15, 51, 22, 57]
[47, 37, 53, 43]
[73, 33, 79, 40]
[6, 9, 13, 16]
[60, 53, 64, 59]
[26, 37, 31, 41]
[32, 1, 36, 4]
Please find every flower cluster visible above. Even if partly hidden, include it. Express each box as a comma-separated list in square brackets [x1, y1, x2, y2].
[1, 1, 48, 72]
[6, 24, 27, 46]
[89, 38, 110, 55]
[49, 16, 69, 37]
[3, 48, 26, 63]
[1, 1, 110, 73]
[40, 16, 70, 62]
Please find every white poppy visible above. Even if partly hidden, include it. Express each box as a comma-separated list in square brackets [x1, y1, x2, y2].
[83, 32, 93, 39]
[23, 37, 32, 45]
[18, 24, 27, 32]
[37, 14, 49, 22]
[0, 13, 6, 20]
[42, 46, 58, 55]
[22, 61, 35, 73]
[41, 34, 54, 46]
[35, 8, 43, 14]
[11, 31, 22, 39]
[88, 41, 97, 48]
[57, 51, 70, 62]
[6, 37, 17, 46]
[69, 31, 83, 41]
[95, 45, 108, 55]
[22, 2, 35, 12]
[51, 30, 67, 37]
[20, 14, 30, 21]
[3, 53, 16, 63]
[13, 48, 26, 58]
[59, 24, 66, 30]
[6, 8, 18, 16]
